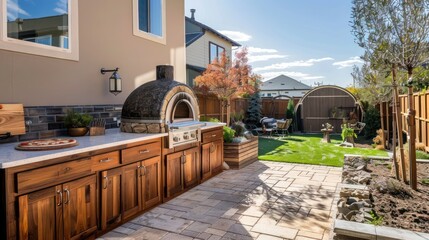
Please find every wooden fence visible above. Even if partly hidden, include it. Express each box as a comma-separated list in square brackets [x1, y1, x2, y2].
[398, 92, 429, 151]
[197, 94, 297, 122]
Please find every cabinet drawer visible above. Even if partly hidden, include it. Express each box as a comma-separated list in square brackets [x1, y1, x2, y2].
[16, 158, 92, 194]
[121, 141, 161, 164]
[202, 129, 223, 143]
[91, 151, 120, 172]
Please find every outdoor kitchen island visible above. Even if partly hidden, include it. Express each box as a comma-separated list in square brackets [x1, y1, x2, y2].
[0, 123, 224, 240]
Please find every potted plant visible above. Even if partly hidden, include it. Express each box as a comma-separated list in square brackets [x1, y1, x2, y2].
[64, 110, 93, 137]
[341, 124, 357, 146]
[223, 123, 258, 169]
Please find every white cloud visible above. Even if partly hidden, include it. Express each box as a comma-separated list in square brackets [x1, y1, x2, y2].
[7, 1, 30, 20]
[53, 0, 68, 15]
[253, 57, 334, 72]
[248, 54, 287, 63]
[261, 71, 325, 81]
[332, 56, 363, 69]
[247, 47, 279, 54]
[219, 30, 252, 42]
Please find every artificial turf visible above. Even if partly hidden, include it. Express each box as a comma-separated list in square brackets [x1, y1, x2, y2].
[258, 134, 388, 167]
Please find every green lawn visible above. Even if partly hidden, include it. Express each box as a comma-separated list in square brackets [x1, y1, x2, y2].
[258, 134, 388, 167]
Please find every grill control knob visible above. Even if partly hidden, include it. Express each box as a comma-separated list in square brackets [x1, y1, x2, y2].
[183, 135, 189, 140]
[190, 133, 196, 138]
[173, 136, 180, 142]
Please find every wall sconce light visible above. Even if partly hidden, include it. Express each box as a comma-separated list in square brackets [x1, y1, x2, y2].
[101, 67, 122, 95]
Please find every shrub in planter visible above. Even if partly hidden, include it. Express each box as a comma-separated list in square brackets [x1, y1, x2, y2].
[231, 121, 246, 137]
[223, 126, 235, 143]
[341, 124, 357, 143]
[64, 110, 93, 136]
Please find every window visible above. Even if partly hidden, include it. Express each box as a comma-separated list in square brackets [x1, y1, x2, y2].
[209, 42, 225, 63]
[133, 0, 166, 44]
[0, 0, 79, 60]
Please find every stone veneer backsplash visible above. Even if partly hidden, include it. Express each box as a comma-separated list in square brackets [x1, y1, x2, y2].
[0, 104, 123, 144]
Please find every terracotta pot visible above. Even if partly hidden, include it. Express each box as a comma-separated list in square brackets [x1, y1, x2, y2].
[68, 127, 89, 137]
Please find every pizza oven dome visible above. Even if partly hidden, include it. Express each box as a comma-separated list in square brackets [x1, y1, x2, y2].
[120, 65, 200, 133]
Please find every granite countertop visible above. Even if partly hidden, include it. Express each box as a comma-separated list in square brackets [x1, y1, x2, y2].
[0, 122, 225, 169]
[0, 129, 167, 169]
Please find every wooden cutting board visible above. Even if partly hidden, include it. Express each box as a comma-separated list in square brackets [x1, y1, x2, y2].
[0, 104, 25, 136]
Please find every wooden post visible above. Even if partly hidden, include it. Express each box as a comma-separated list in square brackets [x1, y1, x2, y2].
[392, 100, 400, 180]
[407, 75, 417, 190]
[386, 101, 390, 149]
[380, 102, 386, 148]
[393, 65, 407, 182]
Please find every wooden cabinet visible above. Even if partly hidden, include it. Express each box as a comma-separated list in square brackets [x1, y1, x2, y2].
[165, 147, 199, 199]
[100, 156, 162, 229]
[201, 139, 223, 181]
[141, 156, 162, 209]
[122, 162, 141, 221]
[18, 175, 97, 240]
[100, 167, 123, 231]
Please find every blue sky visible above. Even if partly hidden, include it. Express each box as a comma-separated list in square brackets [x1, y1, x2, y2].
[185, 0, 364, 87]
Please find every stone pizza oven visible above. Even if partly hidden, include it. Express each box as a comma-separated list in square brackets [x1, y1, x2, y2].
[121, 65, 203, 148]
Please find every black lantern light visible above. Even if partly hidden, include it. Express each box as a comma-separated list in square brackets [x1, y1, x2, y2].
[101, 67, 122, 95]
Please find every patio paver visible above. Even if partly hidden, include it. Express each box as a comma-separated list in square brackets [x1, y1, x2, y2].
[98, 161, 341, 240]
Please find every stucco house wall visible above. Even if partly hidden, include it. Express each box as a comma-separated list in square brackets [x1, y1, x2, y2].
[0, 0, 185, 106]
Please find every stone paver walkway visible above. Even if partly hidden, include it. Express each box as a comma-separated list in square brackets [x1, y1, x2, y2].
[99, 161, 342, 240]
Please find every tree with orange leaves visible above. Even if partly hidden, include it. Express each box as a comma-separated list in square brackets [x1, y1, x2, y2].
[194, 47, 260, 125]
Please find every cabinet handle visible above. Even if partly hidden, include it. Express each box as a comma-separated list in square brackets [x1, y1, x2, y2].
[99, 158, 112, 163]
[139, 149, 149, 154]
[57, 190, 63, 206]
[64, 189, 70, 204]
[211, 134, 217, 137]
[103, 176, 108, 189]
[138, 165, 144, 177]
[142, 165, 147, 176]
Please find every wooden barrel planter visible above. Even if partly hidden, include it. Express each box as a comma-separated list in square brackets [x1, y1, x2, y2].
[224, 137, 258, 169]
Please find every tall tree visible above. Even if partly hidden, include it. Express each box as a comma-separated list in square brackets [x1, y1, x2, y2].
[246, 89, 262, 126]
[194, 48, 259, 125]
[352, 0, 429, 189]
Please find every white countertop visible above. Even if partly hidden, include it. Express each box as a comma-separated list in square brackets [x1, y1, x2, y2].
[0, 123, 225, 169]
[0, 129, 167, 169]
[201, 122, 226, 130]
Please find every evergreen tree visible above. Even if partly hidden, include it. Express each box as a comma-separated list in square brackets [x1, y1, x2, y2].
[285, 98, 295, 131]
[286, 99, 295, 119]
[245, 91, 262, 126]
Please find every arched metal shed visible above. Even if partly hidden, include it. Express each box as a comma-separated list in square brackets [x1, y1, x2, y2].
[295, 85, 363, 133]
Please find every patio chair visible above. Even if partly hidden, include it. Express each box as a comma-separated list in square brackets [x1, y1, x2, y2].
[275, 119, 292, 137]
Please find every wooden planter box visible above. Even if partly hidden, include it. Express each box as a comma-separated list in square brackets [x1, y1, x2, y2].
[224, 137, 258, 169]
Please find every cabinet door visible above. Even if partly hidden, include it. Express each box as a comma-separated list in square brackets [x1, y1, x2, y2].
[201, 143, 212, 181]
[122, 162, 141, 221]
[18, 186, 63, 240]
[210, 140, 223, 174]
[62, 175, 97, 240]
[165, 151, 183, 198]
[142, 156, 162, 209]
[183, 147, 200, 189]
[100, 167, 122, 230]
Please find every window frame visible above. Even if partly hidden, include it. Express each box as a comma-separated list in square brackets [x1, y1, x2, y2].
[0, 0, 79, 61]
[132, 0, 166, 45]
[209, 41, 225, 63]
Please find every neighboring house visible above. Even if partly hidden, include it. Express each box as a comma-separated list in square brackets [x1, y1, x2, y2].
[0, 0, 185, 140]
[185, 9, 241, 87]
[260, 75, 312, 98]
